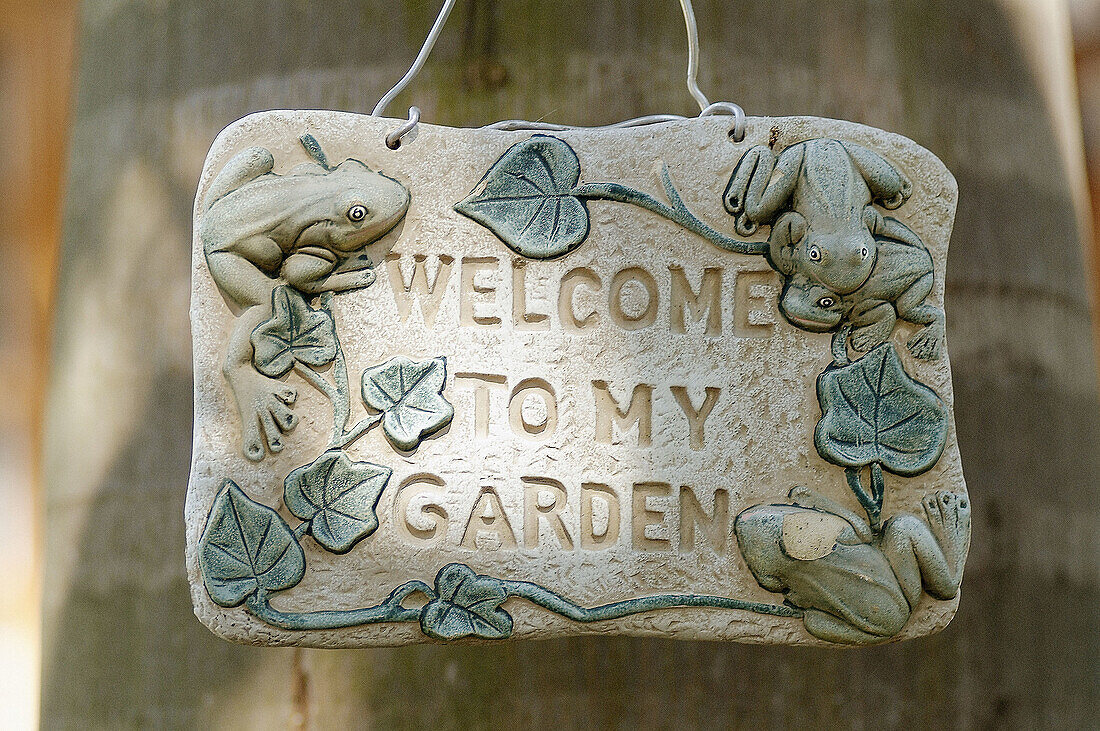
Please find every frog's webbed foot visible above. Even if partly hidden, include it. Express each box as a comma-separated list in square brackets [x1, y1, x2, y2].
[922, 491, 971, 578]
[905, 314, 945, 361]
[227, 366, 299, 461]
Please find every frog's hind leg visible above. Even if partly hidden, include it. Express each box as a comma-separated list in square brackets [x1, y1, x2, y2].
[723, 145, 795, 235]
[203, 248, 302, 460]
[724, 146, 770, 215]
[842, 143, 913, 210]
[881, 495, 970, 607]
[222, 302, 299, 461]
[895, 271, 944, 360]
[803, 609, 891, 645]
[202, 147, 274, 211]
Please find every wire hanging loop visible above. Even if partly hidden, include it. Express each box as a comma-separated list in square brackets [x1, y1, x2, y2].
[702, 102, 746, 142]
[385, 107, 421, 149]
[679, 0, 709, 112]
[373, 0, 747, 147]
[372, 0, 456, 120]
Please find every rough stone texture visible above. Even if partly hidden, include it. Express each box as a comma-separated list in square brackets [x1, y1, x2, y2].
[186, 111, 964, 647]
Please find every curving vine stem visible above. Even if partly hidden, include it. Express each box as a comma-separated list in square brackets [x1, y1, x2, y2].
[573, 166, 768, 256]
[238, 571, 802, 635]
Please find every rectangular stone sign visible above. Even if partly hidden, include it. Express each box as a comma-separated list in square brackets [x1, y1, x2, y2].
[186, 110, 969, 647]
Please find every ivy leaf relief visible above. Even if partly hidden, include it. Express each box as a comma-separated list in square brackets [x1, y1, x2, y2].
[814, 343, 948, 476]
[361, 356, 454, 451]
[419, 564, 514, 641]
[283, 450, 393, 554]
[455, 135, 590, 260]
[198, 480, 305, 607]
[251, 285, 337, 378]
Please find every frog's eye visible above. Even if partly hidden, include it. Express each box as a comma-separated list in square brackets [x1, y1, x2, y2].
[348, 204, 368, 222]
[817, 296, 835, 308]
[859, 246, 869, 259]
[808, 245, 822, 262]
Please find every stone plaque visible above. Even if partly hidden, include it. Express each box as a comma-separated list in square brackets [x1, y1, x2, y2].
[186, 111, 970, 647]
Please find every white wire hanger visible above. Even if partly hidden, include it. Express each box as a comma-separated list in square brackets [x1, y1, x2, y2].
[371, 0, 746, 149]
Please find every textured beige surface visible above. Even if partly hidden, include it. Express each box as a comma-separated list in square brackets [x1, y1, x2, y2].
[186, 111, 964, 647]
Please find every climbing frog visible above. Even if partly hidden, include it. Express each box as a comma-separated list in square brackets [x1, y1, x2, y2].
[200, 135, 410, 461]
[724, 138, 913, 295]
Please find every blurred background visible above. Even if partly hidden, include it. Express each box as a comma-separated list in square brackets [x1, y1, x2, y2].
[2, 1, 1098, 728]
[0, 0, 75, 727]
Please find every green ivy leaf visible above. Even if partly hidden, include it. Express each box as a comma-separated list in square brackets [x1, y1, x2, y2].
[283, 450, 392, 554]
[814, 343, 948, 476]
[198, 480, 305, 607]
[419, 564, 513, 640]
[455, 135, 590, 259]
[361, 356, 454, 451]
[251, 285, 337, 377]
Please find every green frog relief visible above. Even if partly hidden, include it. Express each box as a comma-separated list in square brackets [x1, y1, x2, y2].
[736, 487, 970, 645]
[724, 138, 944, 360]
[200, 135, 410, 460]
[189, 121, 964, 647]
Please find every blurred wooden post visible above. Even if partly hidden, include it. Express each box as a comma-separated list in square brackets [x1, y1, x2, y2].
[42, 1, 1099, 727]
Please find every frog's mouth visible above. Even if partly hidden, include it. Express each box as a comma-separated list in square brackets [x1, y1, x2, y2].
[295, 245, 337, 263]
[782, 311, 838, 333]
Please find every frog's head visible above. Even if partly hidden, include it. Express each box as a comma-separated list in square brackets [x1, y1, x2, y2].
[779, 275, 843, 332]
[767, 211, 875, 295]
[318, 159, 411, 254]
[734, 504, 789, 592]
[799, 226, 876, 295]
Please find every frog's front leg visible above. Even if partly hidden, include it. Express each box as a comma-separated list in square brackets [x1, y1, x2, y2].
[788, 486, 873, 542]
[867, 212, 925, 249]
[282, 252, 376, 295]
[302, 267, 376, 294]
[803, 609, 894, 645]
[895, 272, 944, 361]
[848, 299, 897, 352]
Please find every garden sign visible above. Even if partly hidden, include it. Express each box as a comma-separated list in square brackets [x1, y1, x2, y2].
[186, 111, 969, 647]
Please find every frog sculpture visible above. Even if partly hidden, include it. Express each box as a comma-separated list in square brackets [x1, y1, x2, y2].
[735, 486, 970, 645]
[200, 136, 410, 460]
[724, 139, 944, 360]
